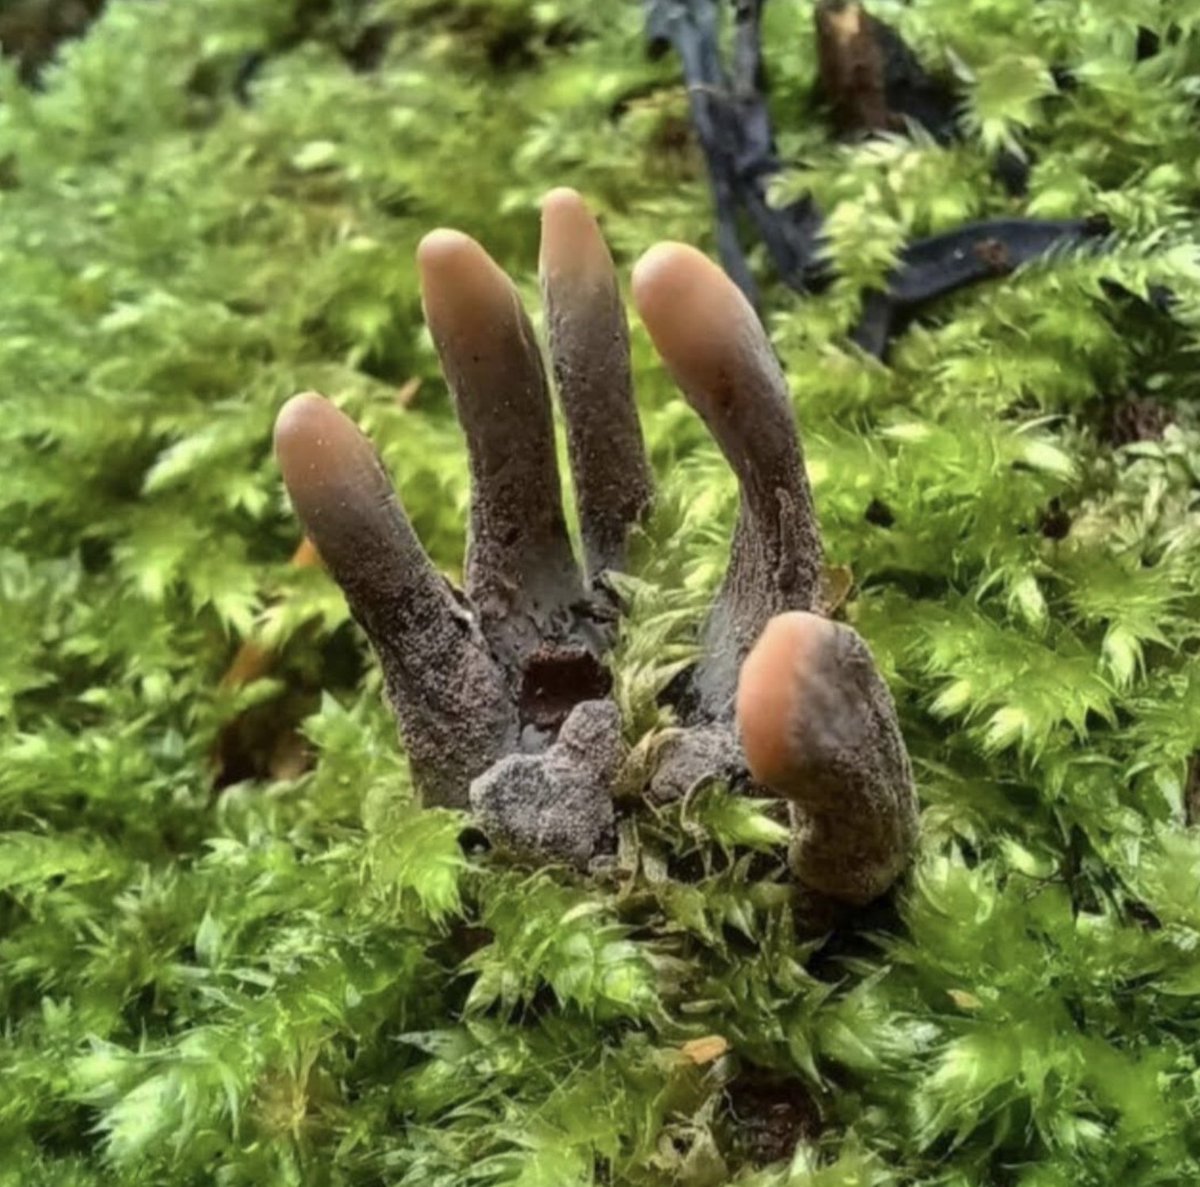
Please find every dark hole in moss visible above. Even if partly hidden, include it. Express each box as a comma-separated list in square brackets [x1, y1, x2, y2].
[1126, 899, 1163, 932]
[1185, 752, 1200, 828]
[723, 1071, 822, 1167]
[343, 21, 394, 72]
[1100, 395, 1173, 447]
[659, 662, 700, 719]
[864, 497, 894, 528]
[1039, 497, 1071, 541]
[27, 1104, 100, 1159]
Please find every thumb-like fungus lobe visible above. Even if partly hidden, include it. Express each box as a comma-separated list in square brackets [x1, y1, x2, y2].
[736, 611, 836, 795]
[633, 241, 823, 715]
[416, 227, 526, 359]
[737, 609, 896, 805]
[275, 390, 520, 809]
[538, 187, 653, 579]
[736, 610, 918, 905]
[273, 390, 463, 653]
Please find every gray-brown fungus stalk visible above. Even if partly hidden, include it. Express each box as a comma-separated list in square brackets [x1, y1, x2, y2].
[274, 188, 917, 905]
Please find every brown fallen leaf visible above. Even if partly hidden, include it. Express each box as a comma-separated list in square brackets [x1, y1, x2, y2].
[219, 536, 321, 691]
[947, 989, 983, 1011]
[816, 563, 855, 617]
[680, 1035, 730, 1065]
[213, 535, 323, 788]
[396, 377, 421, 407]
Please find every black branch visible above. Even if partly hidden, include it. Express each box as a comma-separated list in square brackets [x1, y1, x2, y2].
[644, 0, 1111, 356]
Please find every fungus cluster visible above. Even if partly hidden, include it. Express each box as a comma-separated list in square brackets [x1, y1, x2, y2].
[274, 188, 917, 908]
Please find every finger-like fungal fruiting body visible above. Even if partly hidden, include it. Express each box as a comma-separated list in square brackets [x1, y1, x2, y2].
[417, 228, 585, 673]
[274, 393, 518, 809]
[539, 188, 653, 582]
[632, 243, 822, 720]
[275, 189, 918, 907]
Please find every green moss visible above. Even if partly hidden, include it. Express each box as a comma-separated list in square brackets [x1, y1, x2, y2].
[3, 1, 1200, 1183]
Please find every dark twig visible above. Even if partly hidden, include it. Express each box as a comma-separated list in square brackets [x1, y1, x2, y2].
[851, 215, 1113, 354]
[644, 0, 1108, 355]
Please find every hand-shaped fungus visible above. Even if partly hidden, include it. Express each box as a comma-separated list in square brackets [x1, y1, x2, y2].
[275, 189, 916, 905]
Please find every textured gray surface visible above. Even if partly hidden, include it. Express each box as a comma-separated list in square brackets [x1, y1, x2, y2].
[647, 723, 746, 806]
[470, 700, 623, 867]
[274, 394, 519, 810]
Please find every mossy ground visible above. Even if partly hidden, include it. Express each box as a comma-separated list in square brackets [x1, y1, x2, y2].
[3, 2, 1200, 1184]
